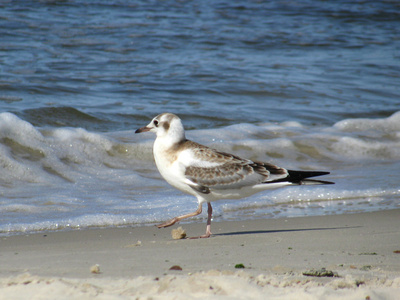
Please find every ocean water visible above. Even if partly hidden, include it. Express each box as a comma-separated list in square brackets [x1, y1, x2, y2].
[0, 0, 399, 235]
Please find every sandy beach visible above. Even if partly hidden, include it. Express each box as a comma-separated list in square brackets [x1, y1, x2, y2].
[1, 209, 399, 299]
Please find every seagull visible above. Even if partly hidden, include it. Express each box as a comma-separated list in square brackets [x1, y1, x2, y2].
[136, 113, 333, 238]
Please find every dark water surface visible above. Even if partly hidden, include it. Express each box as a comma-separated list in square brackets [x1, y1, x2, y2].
[1, 0, 399, 131]
[0, 0, 399, 234]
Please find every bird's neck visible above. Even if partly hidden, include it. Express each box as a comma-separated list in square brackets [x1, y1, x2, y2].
[154, 133, 186, 151]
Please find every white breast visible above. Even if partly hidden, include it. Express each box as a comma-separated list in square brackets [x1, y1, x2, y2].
[153, 138, 196, 196]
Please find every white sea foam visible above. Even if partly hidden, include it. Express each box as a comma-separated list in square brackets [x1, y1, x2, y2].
[1, 112, 399, 235]
[334, 111, 400, 132]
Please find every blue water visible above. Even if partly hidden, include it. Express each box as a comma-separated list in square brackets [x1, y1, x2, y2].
[0, 1, 399, 235]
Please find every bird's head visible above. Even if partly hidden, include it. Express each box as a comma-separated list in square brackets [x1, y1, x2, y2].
[135, 113, 186, 141]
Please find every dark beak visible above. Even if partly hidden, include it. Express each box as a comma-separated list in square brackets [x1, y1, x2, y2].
[135, 126, 151, 134]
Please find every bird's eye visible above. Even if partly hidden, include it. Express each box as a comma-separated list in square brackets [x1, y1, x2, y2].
[153, 120, 159, 127]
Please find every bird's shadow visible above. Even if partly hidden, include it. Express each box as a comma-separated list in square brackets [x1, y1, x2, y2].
[213, 226, 361, 237]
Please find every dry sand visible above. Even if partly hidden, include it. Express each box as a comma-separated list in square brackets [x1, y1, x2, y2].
[1, 209, 399, 299]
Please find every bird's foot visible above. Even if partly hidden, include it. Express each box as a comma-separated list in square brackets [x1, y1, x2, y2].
[156, 217, 178, 228]
[188, 226, 212, 239]
[188, 232, 212, 239]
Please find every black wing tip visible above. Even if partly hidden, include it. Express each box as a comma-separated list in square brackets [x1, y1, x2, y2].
[287, 170, 333, 184]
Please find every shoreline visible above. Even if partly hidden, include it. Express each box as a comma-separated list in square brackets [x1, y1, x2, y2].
[1, 209, 399, 299]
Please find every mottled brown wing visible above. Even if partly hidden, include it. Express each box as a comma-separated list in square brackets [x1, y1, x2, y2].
[184, 144, 288, 190]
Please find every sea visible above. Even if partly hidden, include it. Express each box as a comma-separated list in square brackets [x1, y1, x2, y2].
[0, 0, 399, 236]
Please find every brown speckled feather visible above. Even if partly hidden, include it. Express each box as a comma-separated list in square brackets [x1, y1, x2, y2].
[182, 140, 288, 190]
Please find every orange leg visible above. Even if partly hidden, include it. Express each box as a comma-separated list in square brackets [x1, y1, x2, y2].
[157, 202, 213, 239]
[198, 202, 213, 238]
[157, 203, 203, 228]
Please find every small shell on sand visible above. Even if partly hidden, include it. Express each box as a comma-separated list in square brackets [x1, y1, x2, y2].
[171, 227, 186, 239]
[90, 264, 101, 274]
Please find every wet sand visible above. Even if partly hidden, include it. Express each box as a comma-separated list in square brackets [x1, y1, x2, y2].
[1, 209, 399, 299]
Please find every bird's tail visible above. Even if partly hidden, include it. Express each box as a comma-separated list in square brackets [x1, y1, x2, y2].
[287, 170, 334, 185]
